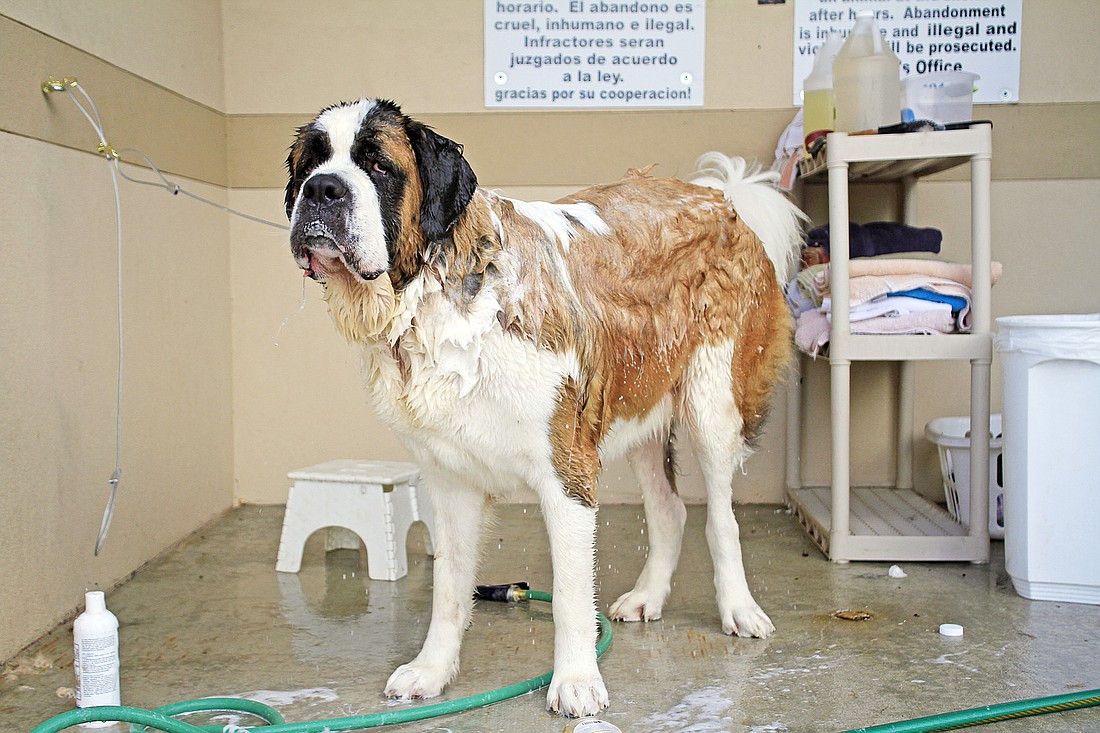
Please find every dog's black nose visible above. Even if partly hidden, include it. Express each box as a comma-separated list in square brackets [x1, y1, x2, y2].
[301, 174, 347, 207]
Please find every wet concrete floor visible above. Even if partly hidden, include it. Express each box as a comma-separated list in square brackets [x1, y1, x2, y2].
[2, 503, 1098, 732]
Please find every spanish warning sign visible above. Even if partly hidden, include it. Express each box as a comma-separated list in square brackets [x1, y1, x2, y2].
[485, 0, 706, 108]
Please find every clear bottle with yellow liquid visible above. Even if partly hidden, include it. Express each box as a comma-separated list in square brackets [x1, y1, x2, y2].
[802, 31, 844, 143]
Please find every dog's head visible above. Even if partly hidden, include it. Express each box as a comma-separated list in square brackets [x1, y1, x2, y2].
[285, 99, 478, 286]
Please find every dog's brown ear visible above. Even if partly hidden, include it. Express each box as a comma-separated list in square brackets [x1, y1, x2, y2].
[406, 122, 478, 241]
[284, 132, 306, 220]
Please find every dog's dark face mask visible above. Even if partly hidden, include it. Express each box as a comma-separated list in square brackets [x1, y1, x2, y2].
[285, 99, 477, 288]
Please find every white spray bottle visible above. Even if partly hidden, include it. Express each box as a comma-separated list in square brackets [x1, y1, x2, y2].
[73, 590, 120, 726]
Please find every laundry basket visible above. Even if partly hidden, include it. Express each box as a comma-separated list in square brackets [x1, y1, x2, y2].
[924, 414, 1004, 538]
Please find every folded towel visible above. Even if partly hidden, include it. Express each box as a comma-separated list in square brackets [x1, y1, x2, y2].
[786, 275, 817, 316]
[815, 258, 1003, 289]
[822, 294, 953, 323]
[807, 222, 942, 258]
[796, 263, 829, 306]
[889, 288, 969, 313]
[822, 274, 975, 330]
[795, 306, 958, 357]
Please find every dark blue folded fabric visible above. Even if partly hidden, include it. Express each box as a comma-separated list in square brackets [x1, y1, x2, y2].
[807, 221, 942, 258]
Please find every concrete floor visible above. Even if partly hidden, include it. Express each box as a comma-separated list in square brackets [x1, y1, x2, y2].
[2, 503, 1098, 733]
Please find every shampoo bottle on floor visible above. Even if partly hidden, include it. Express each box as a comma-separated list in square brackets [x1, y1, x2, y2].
[73, 591, 120, 727]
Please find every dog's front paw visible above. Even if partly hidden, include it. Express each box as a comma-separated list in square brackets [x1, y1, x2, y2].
[609, 588, 665, 622]
[384, 660, 454, 700]
[721, 603, 775, 638]
[546, 670, 609, 717]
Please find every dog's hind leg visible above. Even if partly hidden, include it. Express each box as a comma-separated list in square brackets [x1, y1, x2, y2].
[385, 476, 488, 700]
[683, 343, 775, 639]
[609, 434, 687, 622]
[538, 480, 609, 717]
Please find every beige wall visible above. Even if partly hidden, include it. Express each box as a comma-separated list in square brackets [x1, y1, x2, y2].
[0, 0, 227, 110]
[2, 0, 1099, 660]
[223, 0, 1100, 505]
[220, 0, 1100, 114]
[0, 4, 233, 662]
[0, 136, 235, 659]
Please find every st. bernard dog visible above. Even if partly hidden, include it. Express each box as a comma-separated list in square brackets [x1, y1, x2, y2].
[285, 98, 805, 717]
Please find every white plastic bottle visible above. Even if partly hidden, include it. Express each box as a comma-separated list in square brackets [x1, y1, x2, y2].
[802, 31, 844, 142]
[563, 719, 623, 733]
[832, 10, 901, 132]
[73, 591, 120, 726]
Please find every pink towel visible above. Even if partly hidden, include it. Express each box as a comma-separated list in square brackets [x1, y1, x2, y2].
[815, 258, 1002, 290]
[796, 307, 958, 357]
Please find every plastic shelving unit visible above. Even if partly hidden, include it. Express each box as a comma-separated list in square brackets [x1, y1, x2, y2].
[786, 124, 993, 563]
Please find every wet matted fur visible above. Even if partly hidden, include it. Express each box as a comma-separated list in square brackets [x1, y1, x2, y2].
[285, 99, 806, 717]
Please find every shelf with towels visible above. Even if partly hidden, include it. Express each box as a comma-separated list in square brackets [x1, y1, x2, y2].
[786, 124, 994, 563]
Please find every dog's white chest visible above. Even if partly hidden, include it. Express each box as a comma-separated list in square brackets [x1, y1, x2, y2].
[359, 294, 580, 489]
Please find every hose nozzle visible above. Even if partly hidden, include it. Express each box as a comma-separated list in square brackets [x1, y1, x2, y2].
[474, 582, 530, 603]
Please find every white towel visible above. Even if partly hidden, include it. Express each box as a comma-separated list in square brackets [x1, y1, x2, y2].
[822, 294, 952, 323]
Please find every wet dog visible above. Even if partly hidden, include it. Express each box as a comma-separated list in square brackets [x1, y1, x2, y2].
[285, 99, 804, 716]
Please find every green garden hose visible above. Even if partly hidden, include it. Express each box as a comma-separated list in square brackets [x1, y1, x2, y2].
[27, 587, 1099, 733]
[30, 588, 612, 733]
[838, 687, 1100, 732]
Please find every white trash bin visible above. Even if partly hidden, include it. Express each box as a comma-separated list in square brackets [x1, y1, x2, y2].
[995, 314, 1100, 604]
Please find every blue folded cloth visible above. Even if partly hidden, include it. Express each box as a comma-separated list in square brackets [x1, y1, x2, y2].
[888, 288, 968, 313]
[807, 221, 942, 258]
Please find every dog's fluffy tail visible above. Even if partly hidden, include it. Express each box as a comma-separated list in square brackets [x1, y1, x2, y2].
[689, 152, 807, 286]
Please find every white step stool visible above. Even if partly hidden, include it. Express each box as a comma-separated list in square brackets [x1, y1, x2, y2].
[276, 460, 435, 581]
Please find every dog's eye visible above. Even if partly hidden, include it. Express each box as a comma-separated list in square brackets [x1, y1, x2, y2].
[372, 162, 388, 176]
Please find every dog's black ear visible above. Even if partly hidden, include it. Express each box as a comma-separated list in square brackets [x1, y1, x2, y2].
[406, 122, 478, 241]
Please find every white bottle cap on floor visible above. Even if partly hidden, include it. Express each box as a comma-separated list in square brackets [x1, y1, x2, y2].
[939, 623, 964, 637]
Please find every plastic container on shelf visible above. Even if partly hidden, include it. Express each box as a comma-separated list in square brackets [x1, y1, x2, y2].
[832, 10, 901, 133]
[925, 414, 1004, 539]
[903, 71, 980, 125]
[802, 31, 844, 144]
[995, 313, 1100, 604]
